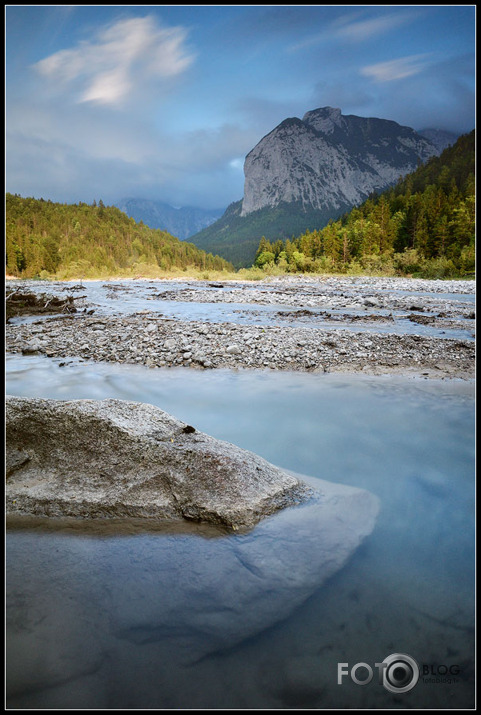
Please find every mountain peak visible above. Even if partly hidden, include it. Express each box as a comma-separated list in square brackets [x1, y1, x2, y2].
[240, 107, 439, 216]
[302, 107, 344, 134]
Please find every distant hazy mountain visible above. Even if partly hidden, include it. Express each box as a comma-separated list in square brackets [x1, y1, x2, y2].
[116, 198, 225, 240]
[190, 107, 444, 267]
[417, 128, 459, 153]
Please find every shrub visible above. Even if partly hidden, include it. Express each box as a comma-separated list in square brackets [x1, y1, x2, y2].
[417, 257, 457, 279]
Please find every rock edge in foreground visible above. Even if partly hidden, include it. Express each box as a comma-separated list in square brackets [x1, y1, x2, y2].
[6, 396, 313, 530]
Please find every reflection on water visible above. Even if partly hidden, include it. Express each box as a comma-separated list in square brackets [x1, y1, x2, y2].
[6, 354, 475, 709]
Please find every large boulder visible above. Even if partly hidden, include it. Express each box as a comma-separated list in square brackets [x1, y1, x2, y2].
[6, 395, 313, 529]
[6, 395, 381, 702]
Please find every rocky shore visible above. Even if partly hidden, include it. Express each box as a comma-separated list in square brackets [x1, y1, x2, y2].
[5, 312, 474, 379]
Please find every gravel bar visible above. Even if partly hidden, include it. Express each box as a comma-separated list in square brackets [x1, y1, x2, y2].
[6, 311, 475, 380]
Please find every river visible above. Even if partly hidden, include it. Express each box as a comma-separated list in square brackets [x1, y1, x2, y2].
[6, 345, 475, 708]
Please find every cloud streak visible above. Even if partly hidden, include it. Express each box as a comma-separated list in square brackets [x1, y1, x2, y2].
[360, 54, 432, 83]
[33, 16, 195, 107]
[288, 10, 417, 52]
[332, 12, 415, 42]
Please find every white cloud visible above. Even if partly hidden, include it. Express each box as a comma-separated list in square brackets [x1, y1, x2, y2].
[229, 158, 244, 171]
[33, 16, 195, 107]
[360, 54, 432, 83]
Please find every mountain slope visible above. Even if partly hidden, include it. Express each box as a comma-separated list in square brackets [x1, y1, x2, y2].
[252, 130, 475, 277]
[242, 108, 439, 215]
[5, 195, 233, 278]
[190, 200, 347, 268]
[189, 107, 443, 267]
[417, 128, 459, 153]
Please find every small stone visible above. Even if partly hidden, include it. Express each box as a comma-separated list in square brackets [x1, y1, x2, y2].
[22, 342, 42, 355]
[226, 345, 241, 355]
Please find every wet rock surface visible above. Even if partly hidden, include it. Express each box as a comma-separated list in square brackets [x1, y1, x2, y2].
[6, 392, 381, 692]
[6, 395, 313, 530]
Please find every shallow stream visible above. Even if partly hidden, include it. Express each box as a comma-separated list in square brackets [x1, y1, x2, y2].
[7, 279, 476, 341]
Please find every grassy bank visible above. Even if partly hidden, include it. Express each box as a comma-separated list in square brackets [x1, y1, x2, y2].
[6, 264, 475, 283]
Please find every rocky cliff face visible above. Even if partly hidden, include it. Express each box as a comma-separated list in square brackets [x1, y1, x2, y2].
[241, 107, 440, 216]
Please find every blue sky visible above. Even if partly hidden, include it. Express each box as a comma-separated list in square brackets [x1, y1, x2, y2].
[5, 5, 476, 210]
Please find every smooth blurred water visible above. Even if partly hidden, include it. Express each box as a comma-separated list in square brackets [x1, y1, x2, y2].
[5, 353, 475, 709]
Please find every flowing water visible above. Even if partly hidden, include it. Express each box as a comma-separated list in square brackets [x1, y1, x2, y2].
[5, 351, 475, 709]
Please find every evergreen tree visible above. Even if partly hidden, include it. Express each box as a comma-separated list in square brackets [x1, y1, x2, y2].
[5, 194, 234, 278]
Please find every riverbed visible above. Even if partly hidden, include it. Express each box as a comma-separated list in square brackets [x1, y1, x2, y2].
[5, 276, 476, 379]
[5, 276, 476, 709]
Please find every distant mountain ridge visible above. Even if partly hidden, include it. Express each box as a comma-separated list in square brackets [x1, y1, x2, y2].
[189, 108, 458, 267]
[116, 198, 225, 240]
[417, 128, 459, 153]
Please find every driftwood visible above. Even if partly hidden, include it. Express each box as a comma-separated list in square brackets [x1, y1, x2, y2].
[5, 291, 78, 321]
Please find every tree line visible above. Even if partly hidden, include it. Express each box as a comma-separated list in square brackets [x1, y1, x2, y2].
[5, 195, 234, 279]
[253, 131, 475, 278]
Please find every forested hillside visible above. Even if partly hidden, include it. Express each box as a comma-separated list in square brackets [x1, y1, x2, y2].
[5, 196, 233, 278]
[253, 131, 475, 278]
[189, 199, 340, 269]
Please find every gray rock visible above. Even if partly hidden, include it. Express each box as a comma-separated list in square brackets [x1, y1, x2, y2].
[21, 341, 44, 355]
[108, 472, 380, 662]
[5, 396, 313, 530]
[241, 107, 439, 216]
[226, 344, 241, 355]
